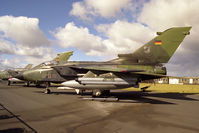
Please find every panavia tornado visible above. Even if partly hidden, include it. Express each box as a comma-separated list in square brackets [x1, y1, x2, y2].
[14, 51, 73, 88]
[15, 27, 191, 96]
[0, 64, 33, 85]
[57, 27, 191, 97]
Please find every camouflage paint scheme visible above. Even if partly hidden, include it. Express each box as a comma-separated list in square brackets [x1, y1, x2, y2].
[0, 70, 10, 80]
[13, 27, 191, 95]
[59, 27, 191, 96]
[58, 27, 191, 78]
[0, 64, 33, 80]
[15, 51, 73, 85]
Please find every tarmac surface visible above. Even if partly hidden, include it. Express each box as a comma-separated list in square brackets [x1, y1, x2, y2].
[0, 81, 199, 133]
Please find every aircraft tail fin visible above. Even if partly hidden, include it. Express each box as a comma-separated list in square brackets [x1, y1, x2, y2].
[53, 51, 73, 64]
[117, 27, 192, 64]
[24, 64, 33, 69]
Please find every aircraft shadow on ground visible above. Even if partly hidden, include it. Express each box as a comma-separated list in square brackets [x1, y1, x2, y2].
[110, 91, 199, 104]
[0, 103, 37, 133]
[0, 128, 27, 133]
[34, 89, 199, 105]
[34, 90, 79, 95]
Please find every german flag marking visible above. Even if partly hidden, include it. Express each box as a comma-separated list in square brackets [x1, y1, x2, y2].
[56, 57, 59, 62]
[154, 40, 162, 45]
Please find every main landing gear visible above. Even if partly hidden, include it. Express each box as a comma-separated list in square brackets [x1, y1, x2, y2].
[25, 81, 30, 87]
[81, 90, 118, 101]
[92, 90, 110, 97]
[75, 89, 85, 95]
[44, 82, 51, 94]
[75, 89, 110, 97]
[8, 80, 11, 86]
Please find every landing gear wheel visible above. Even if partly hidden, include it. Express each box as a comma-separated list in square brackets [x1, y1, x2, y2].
[36, 83, 41, 88]
[8, 81, 11, 86]
[75, 89, 85, 95]
[44, 88, 51, 94]
[44, 82, 51, 94]
[103, 90, 110, 96]
[25, 82, 30, 87]
[92, 90, 102, 97]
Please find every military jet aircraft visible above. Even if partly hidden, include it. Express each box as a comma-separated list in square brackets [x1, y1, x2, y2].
[15, 51, 73, 89]
[14, 27, 191, 96]
[57, 27, 192, 97]
[0, 64, 33, 85]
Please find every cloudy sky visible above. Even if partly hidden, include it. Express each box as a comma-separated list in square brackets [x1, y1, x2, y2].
[0, 0, 199, 76]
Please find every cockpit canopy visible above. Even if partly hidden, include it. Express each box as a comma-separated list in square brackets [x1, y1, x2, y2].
[33, 60, 58, 69]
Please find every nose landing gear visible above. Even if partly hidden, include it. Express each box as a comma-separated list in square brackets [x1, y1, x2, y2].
[44, 82, 51, 94]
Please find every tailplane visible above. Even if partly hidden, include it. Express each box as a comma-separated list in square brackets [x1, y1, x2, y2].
[53, 51, 73, 64]
[117, 27, 191, 64]
[24, 64, 33, 69]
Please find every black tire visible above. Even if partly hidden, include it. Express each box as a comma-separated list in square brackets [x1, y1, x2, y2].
[25, 82, 30, 87]
[103, 90, 110, 96]
[92, 90, 102, 97]
[35, 83, 41, 87]
[44, 82, 51, 94]
[8, 81, 11, 86]
[44, 89, 51, 94]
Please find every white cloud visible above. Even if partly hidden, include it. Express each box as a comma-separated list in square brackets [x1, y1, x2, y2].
[0, 16, 55, 69]
[0, 37, 54, 58]
[70, 0, 133, 20]
[138, 0, 199, 30]
[0, 38, 16, 54]
[97, 21, 154, 48]
[54, 21, 154, 58]
[85, 0, 131, 17]
[0, 57, 24, 70]
[96, 21, 155, 57]
[0, 16, 50, 47]
[54, 22, 106, 56]
[70, 2, 90, 21]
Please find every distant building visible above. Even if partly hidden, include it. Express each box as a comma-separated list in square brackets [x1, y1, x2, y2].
[153, 77, 199, 85]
